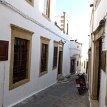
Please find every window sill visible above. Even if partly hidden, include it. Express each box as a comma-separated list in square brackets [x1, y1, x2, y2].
[90, 99, 99, 107]
[9, 79, 30, 90]
[42, 13, 51, 22]
[25, 0, 34, 7]
[39, 71, 48, 77]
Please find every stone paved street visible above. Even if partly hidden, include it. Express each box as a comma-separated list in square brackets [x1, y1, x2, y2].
[13, 75, 90, 107]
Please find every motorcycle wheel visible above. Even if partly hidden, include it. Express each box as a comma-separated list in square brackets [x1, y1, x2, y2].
[78, 88, 82, 95]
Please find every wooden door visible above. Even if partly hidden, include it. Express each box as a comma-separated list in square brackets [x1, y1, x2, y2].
[58, 51, 63, 74]
[97, 39, 102, 100]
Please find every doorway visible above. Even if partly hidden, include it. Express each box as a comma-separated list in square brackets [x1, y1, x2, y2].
[92, 38, 102, 100]
[58, 51, 63, 75]
[70, 58, 75, 74]
[97, 39, 102, 100]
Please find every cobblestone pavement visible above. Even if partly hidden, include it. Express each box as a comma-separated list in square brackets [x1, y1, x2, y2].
[13, 75, 90, 107]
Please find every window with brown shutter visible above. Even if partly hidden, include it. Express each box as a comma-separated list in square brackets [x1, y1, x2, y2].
[101, 51, 106, 72]
[42, 0, 50, 19]
[84, 61, 85, 68]
[53, 41, 58, 69]
[10, 24, 33, 90]
[77, 61, 79, 66]
[40, 36, 50, 76]
[13, 38, 28, 83]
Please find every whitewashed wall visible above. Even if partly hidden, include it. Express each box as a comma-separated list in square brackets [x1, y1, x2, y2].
[0, 1, 71, 107]
[70, 41, 82, 73]
[99, 70, 106, 107]
[90, 0, 107, 106]
[81, 57, 88, 74]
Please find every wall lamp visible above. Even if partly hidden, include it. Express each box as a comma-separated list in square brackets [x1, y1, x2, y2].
[59, 40, 66, 44]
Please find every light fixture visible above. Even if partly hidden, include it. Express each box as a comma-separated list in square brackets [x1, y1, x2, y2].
[59, 40, 66, 44]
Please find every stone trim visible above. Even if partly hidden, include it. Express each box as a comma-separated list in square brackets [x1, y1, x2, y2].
[25, 0, 34, 6]
[90, 99, 99, 107]
[9, 24, 33, 90]
[91, 40, 99, 100]
[39, 36, 50, 77]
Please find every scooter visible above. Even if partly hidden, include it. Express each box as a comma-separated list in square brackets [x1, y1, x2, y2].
[75, 73, 87, 95]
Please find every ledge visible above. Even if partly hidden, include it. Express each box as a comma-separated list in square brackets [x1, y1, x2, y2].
[42, 13, 51, 22]
[90, 99, 99, 107]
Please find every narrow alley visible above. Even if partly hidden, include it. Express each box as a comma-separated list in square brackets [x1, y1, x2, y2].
[1, 0, 107, 107]
[13, 75, 90, 107]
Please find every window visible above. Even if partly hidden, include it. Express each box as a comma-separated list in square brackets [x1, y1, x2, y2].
[13, 38, 29, 83]
[84, 61, 85, 69]
[10, 24, 33, 90]
[53, 41, 58, 69]
[77, 61, 79, 66]
[26, 0, 34, 6]
[40, 36, 50, 76]
[42, 0, 50, 19]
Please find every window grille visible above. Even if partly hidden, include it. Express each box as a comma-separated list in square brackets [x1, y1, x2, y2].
[40, 43, 48, 73]
[53, 47, 58, 68]
[13, 38, 28, 83]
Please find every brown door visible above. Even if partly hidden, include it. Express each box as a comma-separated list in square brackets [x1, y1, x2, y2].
[70, 59, 75, 74]
[97, 39, 102, 100]
[58, 51, 63, 74]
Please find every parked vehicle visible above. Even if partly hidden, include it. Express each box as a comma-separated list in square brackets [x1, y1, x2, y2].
[75, 73, 87, 95]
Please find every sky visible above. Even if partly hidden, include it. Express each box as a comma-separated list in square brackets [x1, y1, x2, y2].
[56, 0, 93, 58]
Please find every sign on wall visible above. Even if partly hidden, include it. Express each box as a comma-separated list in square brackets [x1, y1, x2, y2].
[0, 40, 9, 61]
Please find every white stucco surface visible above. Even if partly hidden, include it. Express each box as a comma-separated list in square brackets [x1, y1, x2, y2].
[89, 0, 107, 107]
[70, 40, 82, 73]
[0, 1, 72, 106]
[99, 70, 106, 107]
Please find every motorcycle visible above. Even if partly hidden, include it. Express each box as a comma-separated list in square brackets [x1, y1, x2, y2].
[75, 73, 87, 95]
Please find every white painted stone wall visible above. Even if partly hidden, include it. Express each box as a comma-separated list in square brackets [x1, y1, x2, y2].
[90, 0, 107, 106]
[0, 0, 71, 107]
[99, 70, 106, 107]
[70, 40, 82, 73]
[81, 57, 88, 74]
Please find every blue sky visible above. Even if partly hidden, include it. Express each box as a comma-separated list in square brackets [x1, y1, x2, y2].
[56, 0, 93, 58]
[56, 0, 91, 17]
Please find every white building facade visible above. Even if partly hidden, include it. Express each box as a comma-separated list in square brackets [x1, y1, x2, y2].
[89, 0, 107, 107]
[0, 0, 73, 107]
[69, 40, 82, 74]
[81, 57, 88, 74]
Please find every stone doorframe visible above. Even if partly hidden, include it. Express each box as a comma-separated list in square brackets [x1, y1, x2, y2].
[91, 40, 100, 99]
[105, 77, 107, 106]
[57, 41, 64, 75]
[91, 19, 105, 100]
